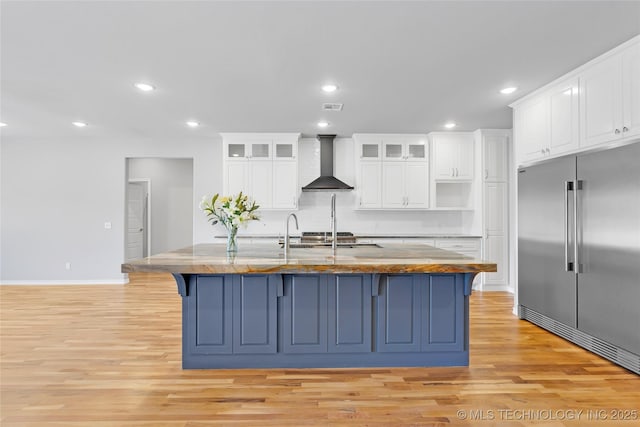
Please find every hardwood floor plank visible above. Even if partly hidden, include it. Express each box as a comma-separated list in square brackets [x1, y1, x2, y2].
[1, 273, 638, 426]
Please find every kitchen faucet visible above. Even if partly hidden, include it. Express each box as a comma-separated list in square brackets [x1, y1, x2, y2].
[330, 193, 337, 252]
[284, 213, 299, 253]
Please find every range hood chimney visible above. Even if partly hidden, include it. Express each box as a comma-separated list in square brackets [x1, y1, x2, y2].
[301, 134, 354, 191]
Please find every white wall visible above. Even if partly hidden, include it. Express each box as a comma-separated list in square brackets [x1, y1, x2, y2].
[128, 158, 193, 255]
[1, 135, 219, 283]
[1, 134, 477, 283]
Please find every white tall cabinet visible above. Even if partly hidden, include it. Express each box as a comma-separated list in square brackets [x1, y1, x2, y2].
[477, 130, 510, 291]
[221, 133, 300, 210]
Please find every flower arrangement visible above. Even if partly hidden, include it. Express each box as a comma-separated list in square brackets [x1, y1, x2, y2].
[200, 192, 260, 252]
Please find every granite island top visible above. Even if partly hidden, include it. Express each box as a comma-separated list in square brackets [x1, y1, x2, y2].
[122, 243, 496, 275]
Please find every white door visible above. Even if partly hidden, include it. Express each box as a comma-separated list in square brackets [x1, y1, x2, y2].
[484, 234, 508, 287]
[225, 161, 249, 195]
[381, 162, 405, 208]
[455, 136, 475, 179]
[622, 43, 640, 140]
[484, 182, 507, 235]
[249, 160, 273, 208]
[405, 162, 429, 208]
[516, 97, 549, 162]
[432, 137, 457, 179]
[483, 134, 508, 182]
[127, 182, 146, 261]
[358, 161, 382, 208]
[549, 79, 579, 155]
[272, 160, 298, 209]
[580, 54, 623, 147]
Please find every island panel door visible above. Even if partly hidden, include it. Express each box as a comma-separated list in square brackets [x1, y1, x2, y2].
[327, 274, 372, 353]
[282, 274, 328, 354]
[376, 274, 422, 352]
[232, 274, 277, 354]
[187, 275, 233, 354]
[421, 274, 465, 352]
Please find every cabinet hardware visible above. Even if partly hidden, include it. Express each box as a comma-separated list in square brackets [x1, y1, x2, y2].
[485, 169, 489, 180]
[615, 129, 621, 134]
[573, 180, 582, 275]
[564, 181, 573, 272]
[623, 126, 629, 132]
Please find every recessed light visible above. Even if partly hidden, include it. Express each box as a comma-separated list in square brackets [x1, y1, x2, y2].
[444, 122, 456, 129]
[72, 121, 88, 127]
[500, 87, 517, 95]
[186, 121, 200, 128]
[0, 122, 7, 127]
[317, 121, 330, 128]
[135, 82, 155, 92]
[322, 84, 338, 93]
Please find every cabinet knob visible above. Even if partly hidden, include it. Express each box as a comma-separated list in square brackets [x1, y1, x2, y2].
[540, 149, 546, 154]
[615, 129, 621, 134]
[623, 126, 629, 132]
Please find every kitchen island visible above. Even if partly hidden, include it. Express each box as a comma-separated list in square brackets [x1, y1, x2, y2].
[122, 243, 496, 369]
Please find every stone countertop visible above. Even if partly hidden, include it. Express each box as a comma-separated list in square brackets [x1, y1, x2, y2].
[122, 243, 496, 275]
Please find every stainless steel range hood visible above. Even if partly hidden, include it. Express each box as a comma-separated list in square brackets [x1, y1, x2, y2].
[302, 134, 354, 191]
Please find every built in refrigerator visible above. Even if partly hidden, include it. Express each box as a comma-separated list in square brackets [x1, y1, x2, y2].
[518, 141, 640, 374]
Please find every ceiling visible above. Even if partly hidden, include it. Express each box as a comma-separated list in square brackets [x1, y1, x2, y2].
[1, 1, 639, 141]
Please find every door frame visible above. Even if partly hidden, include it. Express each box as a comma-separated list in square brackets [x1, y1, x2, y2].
[127, 179, 151, 259]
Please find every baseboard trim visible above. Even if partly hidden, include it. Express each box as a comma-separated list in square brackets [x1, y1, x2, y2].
[0, 279, 128, 285]
[481, 284, 514, 292]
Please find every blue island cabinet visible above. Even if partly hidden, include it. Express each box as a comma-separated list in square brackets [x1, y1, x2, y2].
[177, 272, 472, 369]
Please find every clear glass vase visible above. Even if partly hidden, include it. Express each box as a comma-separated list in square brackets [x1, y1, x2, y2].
[226, 226, 238, 253]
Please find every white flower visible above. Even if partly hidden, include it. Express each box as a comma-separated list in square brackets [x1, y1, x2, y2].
[199, 195, 209, 211]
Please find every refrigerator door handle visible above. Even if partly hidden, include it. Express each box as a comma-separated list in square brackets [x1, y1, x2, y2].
[564, 181, 574, 272]
[574, 180, 583, 274]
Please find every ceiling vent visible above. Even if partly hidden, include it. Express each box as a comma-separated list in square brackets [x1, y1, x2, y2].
[322, 103, 343, 111]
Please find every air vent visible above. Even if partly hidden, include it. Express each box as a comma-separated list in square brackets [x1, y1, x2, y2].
[519, 306, 640, 374]
[322, 103, 343, 111]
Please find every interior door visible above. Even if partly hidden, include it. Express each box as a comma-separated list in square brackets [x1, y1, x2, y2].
[518, 156, 577, 327]
[126, 181, 145, 261]
[577, 142, 640, 354]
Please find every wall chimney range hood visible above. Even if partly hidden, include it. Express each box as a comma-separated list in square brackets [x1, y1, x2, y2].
[302, 134, 354, 191]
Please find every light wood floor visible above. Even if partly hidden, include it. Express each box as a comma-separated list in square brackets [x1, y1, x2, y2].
[1, 273, 638, 426]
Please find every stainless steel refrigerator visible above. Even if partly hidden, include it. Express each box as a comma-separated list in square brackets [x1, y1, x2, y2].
[518, 141, 640, 374]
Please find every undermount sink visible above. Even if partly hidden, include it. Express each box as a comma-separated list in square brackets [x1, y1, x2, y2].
[281, 242, 382, 249]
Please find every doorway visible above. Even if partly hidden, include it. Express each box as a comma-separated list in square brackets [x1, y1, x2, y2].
[125, 158, 194, 260]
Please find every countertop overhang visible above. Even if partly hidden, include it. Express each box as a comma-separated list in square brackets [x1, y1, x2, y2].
[122, 243, 497, 275]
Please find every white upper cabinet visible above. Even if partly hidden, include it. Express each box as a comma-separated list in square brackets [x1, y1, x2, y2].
[622, 41, 640, 141]
[354, 134, 429, 209]
[482, 132, 509, 182]
[580, 51, 624, 147]
[580, 41, 640, 147]
[221, 133, 299, 210]
[431, 132, 474, 180]
[358, 160, 383, 208]
[512, 36, 639, 166]
[514, 96, 549, 163]
[383, 138, 428, 162]
[549, 78, 580, 156]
